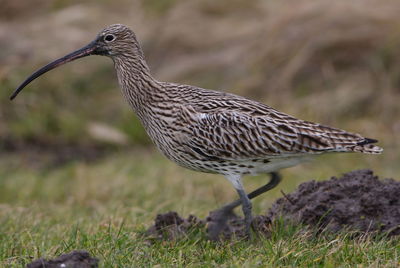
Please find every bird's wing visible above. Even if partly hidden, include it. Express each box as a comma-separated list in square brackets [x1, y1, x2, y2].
[175, 104, 381, 161]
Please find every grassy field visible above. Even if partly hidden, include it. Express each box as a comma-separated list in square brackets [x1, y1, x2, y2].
[1, 149, 399, 267]
[1, 0, 400, 266]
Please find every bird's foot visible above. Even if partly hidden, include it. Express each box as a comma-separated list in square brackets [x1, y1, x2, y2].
[243, 215, 253, 239]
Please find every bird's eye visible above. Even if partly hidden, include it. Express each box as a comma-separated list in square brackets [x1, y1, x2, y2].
[104, 34, 115, 42]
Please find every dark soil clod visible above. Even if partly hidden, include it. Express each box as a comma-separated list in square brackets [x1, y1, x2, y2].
[206, 208, 243, 240]
[26, 250, 98, 268]
[267, 169, 400, 236]
[146, 169, 400, 241]
[145, 211, 205, 241]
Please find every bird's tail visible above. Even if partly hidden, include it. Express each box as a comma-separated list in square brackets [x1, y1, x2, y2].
[348, 138, 383, 154]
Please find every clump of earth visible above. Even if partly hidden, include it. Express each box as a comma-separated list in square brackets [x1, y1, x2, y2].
[146, 169, 400, 241]
[27, 250, 98, 268]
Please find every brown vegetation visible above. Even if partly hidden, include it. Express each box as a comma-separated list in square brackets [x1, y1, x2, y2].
[0, 0, 398, 167]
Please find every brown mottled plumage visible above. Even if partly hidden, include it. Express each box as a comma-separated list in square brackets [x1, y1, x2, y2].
[11, 24, 382, 238]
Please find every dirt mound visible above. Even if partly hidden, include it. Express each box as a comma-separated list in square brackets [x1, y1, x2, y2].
[26, 250, 98, 268]
[268, 169, 400, 236]
[146, 170, 400, 241]
[145, 212, 205, 241]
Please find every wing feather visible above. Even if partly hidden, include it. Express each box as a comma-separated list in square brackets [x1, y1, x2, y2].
[176, 102, 381, 161]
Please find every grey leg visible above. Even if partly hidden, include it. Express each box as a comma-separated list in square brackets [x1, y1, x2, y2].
[221, 172, 281, 211]
[236, 188, 252, 236]
[207, 172, 281, 240]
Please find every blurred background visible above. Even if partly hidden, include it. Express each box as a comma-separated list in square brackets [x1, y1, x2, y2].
[0, 0, 399, 215]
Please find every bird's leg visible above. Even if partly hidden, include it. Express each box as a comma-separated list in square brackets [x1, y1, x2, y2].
[221, 172, 281, 212]
[236, 187, 252, 237]
[207, 172, 281, 240]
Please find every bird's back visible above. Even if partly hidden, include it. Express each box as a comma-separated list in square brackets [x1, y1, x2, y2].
[138, 82, 382, 175]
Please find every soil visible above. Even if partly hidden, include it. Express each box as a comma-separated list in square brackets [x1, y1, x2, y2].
[146, 169, 400, 241]
[266, 169, 400, 236]
[145, 212, 206, 242]
[26, 250, 98, 268]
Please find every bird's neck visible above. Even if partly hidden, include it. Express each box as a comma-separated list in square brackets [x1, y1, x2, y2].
[112, 55, 176, 146]
[113, 55, 162, 116]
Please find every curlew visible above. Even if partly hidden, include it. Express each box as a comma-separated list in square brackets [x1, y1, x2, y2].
[11, 24, 382, 239]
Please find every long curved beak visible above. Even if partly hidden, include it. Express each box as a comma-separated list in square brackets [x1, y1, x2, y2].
[10, 40, 98, 100]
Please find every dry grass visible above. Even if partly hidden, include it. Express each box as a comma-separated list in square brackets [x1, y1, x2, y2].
[1, 0, 399, 150]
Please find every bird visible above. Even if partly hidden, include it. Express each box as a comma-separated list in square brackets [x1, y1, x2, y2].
[10, 24, 383, 239]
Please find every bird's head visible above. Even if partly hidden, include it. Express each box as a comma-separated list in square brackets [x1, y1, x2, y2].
[10, 24, 142, 100]
[94, 24, 143, 57]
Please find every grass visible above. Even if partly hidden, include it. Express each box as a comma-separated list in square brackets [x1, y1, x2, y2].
[1, 0, 400, 266]
[0, 149, 398, 267]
